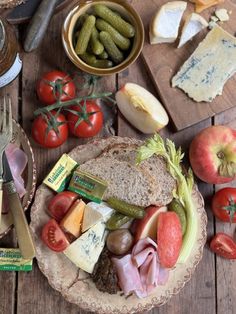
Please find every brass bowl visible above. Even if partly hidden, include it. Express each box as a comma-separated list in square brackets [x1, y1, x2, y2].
[62, 0, 144, 76]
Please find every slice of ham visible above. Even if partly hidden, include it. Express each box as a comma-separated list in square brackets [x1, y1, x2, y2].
[112, 254, 142, 295]
[2, 144, 28, 214]
[112, 237, 170, 299]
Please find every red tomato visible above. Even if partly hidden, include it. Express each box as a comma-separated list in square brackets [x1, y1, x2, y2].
[41, 219, 69, 252]
[67, 101, 103, 138]
[48, 191, 78, 221]
[32, 111, 68, 148]
[157, 212, 182, 268]
[37, 71, 76, 105]
[212, 188, 236, 223]
[210, 233, 236, 259]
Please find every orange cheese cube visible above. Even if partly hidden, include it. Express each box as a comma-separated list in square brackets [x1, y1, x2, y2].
[60, 199, 85, 238]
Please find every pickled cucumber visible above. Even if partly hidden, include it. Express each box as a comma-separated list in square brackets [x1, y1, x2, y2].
[75, 15, 96, 55]
[80, 52, 113, 68]
[75, 13, 89, 29]
[99, 31, 124, 64]
[94, 4, 135, 38]
[169, 200, 187, 236]
[96, 18, 130, 50]
[106, 213, 132, 230]
[107, 197, 145, 219]
[98, 50, 108, 59]
[90, 27, 104, 55]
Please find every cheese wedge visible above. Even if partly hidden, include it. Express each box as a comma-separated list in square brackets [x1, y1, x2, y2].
[172, 26, 236, 102]
[82, 201, 114, 232]
[63, 222, 106, 274]
[178, 13, 208, 48]
[150, 1, 187, 44]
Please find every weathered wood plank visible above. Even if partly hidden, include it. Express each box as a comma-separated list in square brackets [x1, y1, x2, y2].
[0, 78, 19, 314]
[18, 5, 116, 314]
[214, 111, 236, 314]
[118, 57, 216, 314]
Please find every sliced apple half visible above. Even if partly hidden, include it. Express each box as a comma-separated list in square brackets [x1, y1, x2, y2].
[133, 206, 167, 243]
[116, 83, 169, 134]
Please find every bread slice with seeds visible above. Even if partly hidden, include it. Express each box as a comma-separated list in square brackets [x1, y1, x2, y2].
[79, 156, 159, 207]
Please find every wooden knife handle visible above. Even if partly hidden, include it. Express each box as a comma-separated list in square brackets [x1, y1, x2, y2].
[4, 181, 35, 259]
[24, 0, 58, 52]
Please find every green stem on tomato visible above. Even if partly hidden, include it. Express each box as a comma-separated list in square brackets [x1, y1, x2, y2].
[34, 92, 113, 116]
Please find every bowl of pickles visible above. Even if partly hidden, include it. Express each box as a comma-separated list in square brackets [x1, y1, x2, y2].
[62, 0, 144, 75]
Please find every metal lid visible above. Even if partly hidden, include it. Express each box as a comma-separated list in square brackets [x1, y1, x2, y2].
[0, 19, 6, 51]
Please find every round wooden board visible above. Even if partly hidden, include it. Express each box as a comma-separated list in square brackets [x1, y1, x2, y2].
[0, 120, 37, 238]
[1, 0, 71, 24]
[30, 136, 207, 314]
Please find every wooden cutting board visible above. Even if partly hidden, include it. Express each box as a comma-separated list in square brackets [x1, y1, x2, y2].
[131, 0, 236, 131]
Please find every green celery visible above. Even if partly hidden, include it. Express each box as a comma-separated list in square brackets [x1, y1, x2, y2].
[136, 134, 198, 263]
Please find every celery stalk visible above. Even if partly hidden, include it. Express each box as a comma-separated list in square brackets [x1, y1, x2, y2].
[136, 134, 198, 263]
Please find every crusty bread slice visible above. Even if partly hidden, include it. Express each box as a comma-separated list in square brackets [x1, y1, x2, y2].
[79, 156, 159, 207]
[101, 144, 176, 206]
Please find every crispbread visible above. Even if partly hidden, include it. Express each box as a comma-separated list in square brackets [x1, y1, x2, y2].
[79, 156, 159, 207]
[100, 143, 176, 205]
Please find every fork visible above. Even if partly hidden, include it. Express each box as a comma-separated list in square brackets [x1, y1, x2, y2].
[0, 96, 13, 226]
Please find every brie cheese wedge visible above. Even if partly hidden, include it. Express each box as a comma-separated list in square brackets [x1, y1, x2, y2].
[178, 13, 208, 48]
[82, 201, 114, 232]
[150, 1, 187, 44]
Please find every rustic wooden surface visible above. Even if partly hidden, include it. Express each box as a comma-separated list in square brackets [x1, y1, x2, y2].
[133, 0, 236, 131]
[0, 1, 235, 314]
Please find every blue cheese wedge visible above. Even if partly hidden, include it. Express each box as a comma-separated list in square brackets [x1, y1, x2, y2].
[63, 222, 106, 274]
[172, 26, 236, 102]
[82, 202, 114, 232]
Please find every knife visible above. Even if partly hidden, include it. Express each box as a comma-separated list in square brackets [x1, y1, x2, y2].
[3, 152, 35, 259]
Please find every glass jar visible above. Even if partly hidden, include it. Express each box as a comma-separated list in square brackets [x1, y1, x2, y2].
[0, 16, 22, 88]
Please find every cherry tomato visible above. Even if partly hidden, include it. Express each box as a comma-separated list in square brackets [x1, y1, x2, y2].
[212, 188, 236, 223]
[41, 219, 69, 252]
[210, 233, 236, 259]
[37, 71, 76, 105]
[48, 191, 78, 221]
[157, 212, 182, 268]
[67, 101, 103, 138]
[32, 111, 68, 148]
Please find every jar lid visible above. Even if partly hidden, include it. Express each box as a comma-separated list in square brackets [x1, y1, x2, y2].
[0, 20, 5, 51]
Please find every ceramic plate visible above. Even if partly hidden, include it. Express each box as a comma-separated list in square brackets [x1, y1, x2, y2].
[30, 136, 207, 314]
[0, 119, 37, 238]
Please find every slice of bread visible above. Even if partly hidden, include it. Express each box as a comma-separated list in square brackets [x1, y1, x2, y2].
[101, 143, 176, 206]
[79, 156, 159, 207]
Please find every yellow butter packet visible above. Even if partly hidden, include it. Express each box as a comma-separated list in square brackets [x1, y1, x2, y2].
[44, 154, 78, 192]
[68, 169, 108, 203]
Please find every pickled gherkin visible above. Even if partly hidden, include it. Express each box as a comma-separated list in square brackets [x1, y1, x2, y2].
[75, 15, 96, 55]
[107, 197, 145, 219]
[90, 27, 104, 55]
[106, 213, 132, 230]
[96, 18, 130, 50]
[94, 4, 135, 38]
[99, 31, 124, 64]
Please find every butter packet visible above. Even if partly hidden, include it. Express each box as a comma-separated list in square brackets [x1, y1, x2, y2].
[0, 248, 33, 271]
[68, 169, 108, 203]
[44, 154, 78, 192]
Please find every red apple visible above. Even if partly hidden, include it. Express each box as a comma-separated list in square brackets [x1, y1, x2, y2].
[133, 206, 167, 243]
[189, 125, 236, 184]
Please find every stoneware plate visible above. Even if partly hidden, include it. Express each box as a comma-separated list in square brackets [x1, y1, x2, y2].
[30, 136, 207, 314]
[0, 119, 37, 238]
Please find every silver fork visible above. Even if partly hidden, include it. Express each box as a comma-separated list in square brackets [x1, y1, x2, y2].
[0, 96, 13, 225]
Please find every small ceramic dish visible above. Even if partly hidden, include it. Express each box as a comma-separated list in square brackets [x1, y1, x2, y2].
[62, 0, 144, 76]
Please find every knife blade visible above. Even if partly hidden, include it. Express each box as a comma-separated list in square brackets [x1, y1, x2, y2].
[3, 152, 35, 259]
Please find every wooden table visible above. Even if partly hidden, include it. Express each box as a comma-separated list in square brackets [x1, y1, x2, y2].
[0, 2, 235, 314]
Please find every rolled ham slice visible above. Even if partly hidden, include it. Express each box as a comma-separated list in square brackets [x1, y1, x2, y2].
[112, 237, 170, 299]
